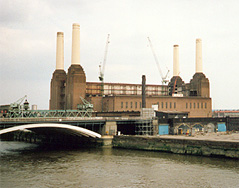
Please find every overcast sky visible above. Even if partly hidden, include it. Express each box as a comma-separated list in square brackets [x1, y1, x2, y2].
[0, 0, 239, 110]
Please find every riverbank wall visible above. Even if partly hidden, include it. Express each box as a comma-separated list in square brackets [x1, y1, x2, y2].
[112, 135, 239, 159]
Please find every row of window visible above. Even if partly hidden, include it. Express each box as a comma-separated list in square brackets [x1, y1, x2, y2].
[159, 102, 176, 109]
[120, 101, 208, 109]
[186, 102, 207, 109]
[159, 102, 207, 109]
[121, 102, 142, 109]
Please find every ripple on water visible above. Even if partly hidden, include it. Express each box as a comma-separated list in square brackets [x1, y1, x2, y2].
[0, 142, 239, 188]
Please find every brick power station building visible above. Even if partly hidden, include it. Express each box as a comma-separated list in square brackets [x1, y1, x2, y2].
[50, 23, 211, 118]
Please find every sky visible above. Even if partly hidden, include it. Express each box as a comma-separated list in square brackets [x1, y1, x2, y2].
[0, 0, 239, 110]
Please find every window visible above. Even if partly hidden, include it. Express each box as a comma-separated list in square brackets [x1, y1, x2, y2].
[201, 102, 203, 108]
[186, 103, 188, 109]
[197, 103, 199, 109]
[170, 102, 172, 109]
[135, 102, 137, 109]
[194, 103, 196, 109]
[126, 102, 128, 109]
[140, 102, 142, 108]
[205, 103, 207, 109]
[166, 102, 168, 109]
[131, 102, 133, 108]
[121, 102, 123, 108]
[161, 102, 164, 109]
[190, 103, 192, 109]
[174, 102, 176, 108]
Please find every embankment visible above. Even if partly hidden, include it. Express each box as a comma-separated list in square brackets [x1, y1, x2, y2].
[112, 135, 239, 159]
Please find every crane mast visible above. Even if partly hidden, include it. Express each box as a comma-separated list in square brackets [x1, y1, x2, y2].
[99, 34, 110, 111]
[147, 37, 169, 85]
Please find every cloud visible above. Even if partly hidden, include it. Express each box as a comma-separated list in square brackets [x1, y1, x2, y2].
[0, 0, 31, 24]
[1, 0, 239, 109]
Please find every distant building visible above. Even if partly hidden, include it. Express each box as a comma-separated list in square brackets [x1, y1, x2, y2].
[212, 110, 239, 117]
[50, 24, 212, 118]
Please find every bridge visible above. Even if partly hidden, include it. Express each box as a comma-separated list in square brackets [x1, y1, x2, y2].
[0, 123, 101, 138]
[0, 116, 154, 146]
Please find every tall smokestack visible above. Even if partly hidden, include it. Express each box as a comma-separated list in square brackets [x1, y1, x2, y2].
[196, 38, 203, 73]
[56, 32, 64, 70]
[50, 32, 66, 110]
[173, 45, 179, 76]
[71, 23, 80, 65]
[66, 23, 86, 110]
[142, 75, 146, 108]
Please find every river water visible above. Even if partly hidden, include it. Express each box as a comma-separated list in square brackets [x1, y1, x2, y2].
[0, 141, 239, 188]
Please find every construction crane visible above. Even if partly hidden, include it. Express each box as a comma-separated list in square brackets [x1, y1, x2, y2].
[10, 95, 28, 111]
[77, 96, 93, 111]
[147, 37, 170, 85]
[99, 34, 110, 111]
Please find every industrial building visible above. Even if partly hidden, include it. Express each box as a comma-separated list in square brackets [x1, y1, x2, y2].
[50, 23, 212, 118]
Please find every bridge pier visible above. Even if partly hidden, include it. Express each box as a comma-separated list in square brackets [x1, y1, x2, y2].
[97, 121, 117, 147]
[102, 121, 117, 136]
[96, 136, 113, 147]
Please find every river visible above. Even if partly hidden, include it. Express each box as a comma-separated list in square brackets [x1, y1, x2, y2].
[0, 141, 239, 188]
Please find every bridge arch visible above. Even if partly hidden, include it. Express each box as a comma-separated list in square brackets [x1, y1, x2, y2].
[0, 123, 101, 138]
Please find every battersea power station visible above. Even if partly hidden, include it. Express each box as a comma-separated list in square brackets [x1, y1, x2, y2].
[50, 23, 212, 118]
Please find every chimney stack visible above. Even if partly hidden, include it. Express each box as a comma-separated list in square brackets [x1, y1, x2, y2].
[71, 23, 80, 65]
[56, 32, 64, 70]
[142, 75, 146, 108]
[173, 45, 179, 76]
[196, 38, 203, 73]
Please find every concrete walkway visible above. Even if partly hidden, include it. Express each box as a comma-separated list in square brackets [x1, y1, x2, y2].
[160, 132, 239, 142]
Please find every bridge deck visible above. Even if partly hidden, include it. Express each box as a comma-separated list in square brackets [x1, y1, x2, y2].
[0, 117, 153, 129]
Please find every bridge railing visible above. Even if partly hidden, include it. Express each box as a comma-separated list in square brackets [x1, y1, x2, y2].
[4, 109, 93, 119]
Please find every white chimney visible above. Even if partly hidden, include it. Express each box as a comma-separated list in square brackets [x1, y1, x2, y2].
[56, 32, 64, 70]
[173, 45, 179, 76]
[71, 23, 80, 65]
[196, 38, 203, 73]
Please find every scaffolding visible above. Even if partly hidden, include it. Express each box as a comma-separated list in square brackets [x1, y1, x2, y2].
[135, 119, 154, 135]
[86, 82, 169, 96]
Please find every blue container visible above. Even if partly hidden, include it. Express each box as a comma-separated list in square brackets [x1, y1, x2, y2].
[159, 125, 169, 135]
[217, 123, 226, 132]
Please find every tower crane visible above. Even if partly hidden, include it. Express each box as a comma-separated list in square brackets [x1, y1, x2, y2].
[147, 37, 170, 85]
[99, 34, 110, 111]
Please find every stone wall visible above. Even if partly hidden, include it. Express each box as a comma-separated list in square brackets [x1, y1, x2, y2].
[113, 135, 239, 159]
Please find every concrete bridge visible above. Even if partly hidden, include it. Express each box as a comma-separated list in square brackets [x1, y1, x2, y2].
[0, 117, 118, 146]
[0, 123, 101, 138]
[0, 117, 152, 146]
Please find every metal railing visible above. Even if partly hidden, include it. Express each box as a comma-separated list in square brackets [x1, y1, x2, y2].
[4, 109, 93, 119]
